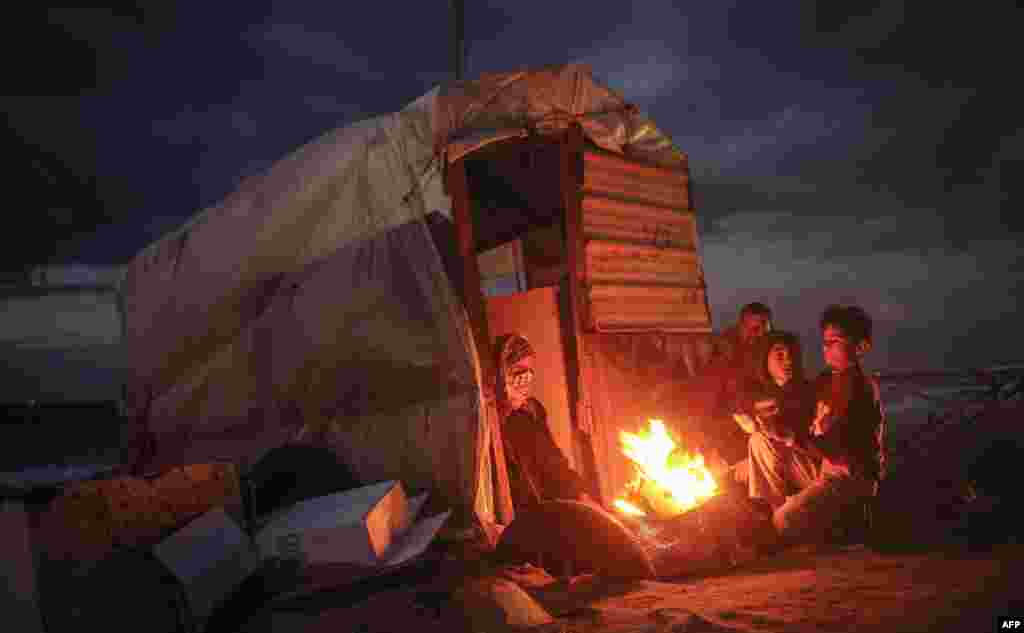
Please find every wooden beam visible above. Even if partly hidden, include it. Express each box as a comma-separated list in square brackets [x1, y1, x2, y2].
[560, 124, 603, 501]
[562, 123, 588, 343]
[447, 157, 515, 527]
[452, 0, 465, 80]
[448, 159, 493, 382]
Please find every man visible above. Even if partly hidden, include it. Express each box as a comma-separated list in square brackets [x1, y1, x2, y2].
[712, 302, 773, 376]
[691, 302, 774, 466]
[747, 305, 885, 546]
[495, 334, 597, 510]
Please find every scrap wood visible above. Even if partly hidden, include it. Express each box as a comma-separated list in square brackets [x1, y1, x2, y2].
[39, 462, 241, 564]
[151, 461, 242, 523]
[103, 476, 175, 547]
[41, 480, 117, 563]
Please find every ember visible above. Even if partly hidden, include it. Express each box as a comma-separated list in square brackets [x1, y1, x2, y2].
[614, 419, 718, 518]
[613, 499, 646, 516]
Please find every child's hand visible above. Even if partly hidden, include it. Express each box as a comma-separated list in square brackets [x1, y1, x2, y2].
[812, 401, 832, 435]
[732, 413, 758, 434]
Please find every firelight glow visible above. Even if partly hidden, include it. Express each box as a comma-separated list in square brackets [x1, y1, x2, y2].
[613, 499, 647, 516]
[614, 419, 718, 517]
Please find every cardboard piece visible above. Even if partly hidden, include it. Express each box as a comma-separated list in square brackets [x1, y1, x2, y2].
[256, 480, 410, 567]
[380, 495, 449, 568]
[153, 507, 260, 626]
[270, 492, 451, 603]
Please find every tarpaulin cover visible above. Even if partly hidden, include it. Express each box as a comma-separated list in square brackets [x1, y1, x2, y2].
[435, 65, 685, 168]
[121, 63, 688, 524]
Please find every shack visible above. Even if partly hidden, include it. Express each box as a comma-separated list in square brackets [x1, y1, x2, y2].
[121, 64, 717, 530]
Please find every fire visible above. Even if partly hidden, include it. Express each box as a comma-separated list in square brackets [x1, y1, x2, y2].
[613, 419, 718, 517]
[613, 499, 646, 516]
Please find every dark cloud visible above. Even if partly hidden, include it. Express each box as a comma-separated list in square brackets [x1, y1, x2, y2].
[4, 0, 1019, 373]
[2, 7, 180, 97]
[794, 0, 1023, 242]
[701, 210, 1024, 371]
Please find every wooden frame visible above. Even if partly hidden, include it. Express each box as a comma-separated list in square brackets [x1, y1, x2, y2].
[446, 158, 515, 526]
[446, 159, 494, 386]
[445, 125, 705, 514]
[558, 124, 595, 441]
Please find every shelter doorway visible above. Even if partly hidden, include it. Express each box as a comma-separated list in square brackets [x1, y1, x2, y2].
[445, 125, 711, 514]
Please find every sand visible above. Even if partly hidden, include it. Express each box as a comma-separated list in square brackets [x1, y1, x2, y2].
[235, 540, 1023, 633]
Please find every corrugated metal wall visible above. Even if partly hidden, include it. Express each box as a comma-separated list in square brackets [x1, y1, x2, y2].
[579, 149, 711, 333]
[583, 332, 718, 504]
[574, 147, 718, 504]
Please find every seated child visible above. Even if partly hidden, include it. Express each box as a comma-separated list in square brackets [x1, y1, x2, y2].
[746, 305, 886, 545]
[728, 330, 818, 493]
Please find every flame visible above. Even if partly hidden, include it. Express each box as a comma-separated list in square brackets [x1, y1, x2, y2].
[613, 419, 718, 517]
[613, 499, 646, 516]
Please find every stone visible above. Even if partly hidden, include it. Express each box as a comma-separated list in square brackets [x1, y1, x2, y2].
[453, 576, 555, 630]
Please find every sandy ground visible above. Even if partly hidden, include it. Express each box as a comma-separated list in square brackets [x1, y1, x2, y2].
[236, 540, 1023, 633]
[10, 395, 1019, 632]
[545, 543, 1024, 633]
[233, 400, 1024, 633]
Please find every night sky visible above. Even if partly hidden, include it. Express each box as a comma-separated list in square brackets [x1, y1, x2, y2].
[4, 2, 1022, 374]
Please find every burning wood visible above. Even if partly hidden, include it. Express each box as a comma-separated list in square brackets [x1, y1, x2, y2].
[613, 419, 719, 519]
[604, 421, 782, 577]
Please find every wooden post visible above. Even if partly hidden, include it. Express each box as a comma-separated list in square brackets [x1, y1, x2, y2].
[562, 124, 589, 337]
[448, 159, 492, 381]
[446, 158, 515, 527]
[452, 0, 465, 81]
[560, 123, 603, 501]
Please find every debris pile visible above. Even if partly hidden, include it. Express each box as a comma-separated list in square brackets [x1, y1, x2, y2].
[9, 446, 450, 633]
[40, 462, 241, 565]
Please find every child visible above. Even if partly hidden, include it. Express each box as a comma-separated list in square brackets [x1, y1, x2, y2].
[494, 334, 595, 511]
[734, 330, 816, 439]
[747, 305, 886, 545]
[731, 331, 819, 499]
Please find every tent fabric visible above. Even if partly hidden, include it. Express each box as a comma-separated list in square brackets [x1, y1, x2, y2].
[121, 63, 687, 525]
[435, 65, 685, 167]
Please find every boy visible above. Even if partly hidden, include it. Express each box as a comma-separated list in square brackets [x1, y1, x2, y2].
[746, 305, 886, 545]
